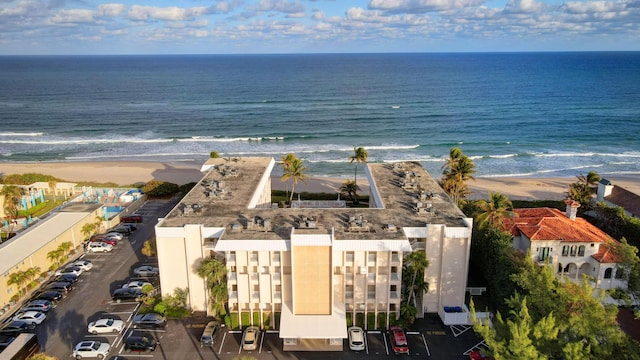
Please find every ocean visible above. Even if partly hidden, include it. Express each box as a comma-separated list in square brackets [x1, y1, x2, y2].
[0, 52, 639, 179]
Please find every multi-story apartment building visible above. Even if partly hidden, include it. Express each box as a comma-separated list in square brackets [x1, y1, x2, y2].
[505, 201, 626, 290]
[155, 157, 473, 351]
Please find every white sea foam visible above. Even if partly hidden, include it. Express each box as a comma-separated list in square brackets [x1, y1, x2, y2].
[0, 132, 44, 137]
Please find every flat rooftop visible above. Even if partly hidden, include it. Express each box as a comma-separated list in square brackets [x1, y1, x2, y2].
[159, 157, 469, 240]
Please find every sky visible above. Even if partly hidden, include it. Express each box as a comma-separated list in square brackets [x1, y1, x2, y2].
[0, 0, 639, 55]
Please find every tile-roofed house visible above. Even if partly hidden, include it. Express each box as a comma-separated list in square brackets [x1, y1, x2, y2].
[597, 178, 640, 218]
[503, 203, 625, 290]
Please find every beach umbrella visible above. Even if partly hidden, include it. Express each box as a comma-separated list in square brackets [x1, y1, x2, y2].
[23, 219, 27, 227]
[39, 189, 45, 203]
[104, 208, 109, 220]
[22, 198, 28, 210]
[4, 220, 8, 227]
[28, 215, 32, 223]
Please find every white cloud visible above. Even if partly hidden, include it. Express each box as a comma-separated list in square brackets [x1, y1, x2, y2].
[562, 1, 624, 14]
[368, 0, 486, 13]
[97, 4, 126, 17]
[252, 0, 305, 13]
[49, 9, 97, 24]
[503, 0, 545, 14]
[127, 5, 208, 22]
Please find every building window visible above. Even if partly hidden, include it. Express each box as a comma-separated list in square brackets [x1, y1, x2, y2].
[368, 253, 376, 264]
[538, 247, 551, 262]
[250, 251, 258, 262]
[604, 268, 613, 279]
[346, 252, 354, 263]
[570, 246, 577, 257]
[578, 245, 585, 257]
[562, 246, 569, 256]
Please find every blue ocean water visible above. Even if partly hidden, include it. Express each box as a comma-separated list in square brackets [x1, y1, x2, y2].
[0, 53, 639, 178]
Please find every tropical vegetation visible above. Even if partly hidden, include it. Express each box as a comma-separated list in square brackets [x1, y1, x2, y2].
[196, 257, 228, 318]
[280, 153, 308, 204]
[339, 180, 359, 204]
[567, 171, 601, 214]
[348, 147, 368, 203]
[400, 251, 429, 326]
[440, 147, 476, 207]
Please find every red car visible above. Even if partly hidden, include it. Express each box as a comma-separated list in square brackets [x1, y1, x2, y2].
[389, 325, 409, 354]
[121, 215, 143, 223]
[91, 237, 117, 246]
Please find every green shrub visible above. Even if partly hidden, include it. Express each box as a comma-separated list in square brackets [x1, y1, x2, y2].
[241, 312, 251, 327]
[355, 313, 365, 328]
[142, 180, 179, 197]
[346, 313, 353, 327]
[230, 312, 240, 329]
[224, 314, 232, 328]
[367, 313, 376, 329]
[377, 312, 387, 330]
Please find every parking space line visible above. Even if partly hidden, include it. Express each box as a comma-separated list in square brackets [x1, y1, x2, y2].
[365, 331, 369, 354]
[382, 331, 389, 355]
[421, 332, 430, 356]
[217, 332, 226, 354]
[259, 331, 264, 353]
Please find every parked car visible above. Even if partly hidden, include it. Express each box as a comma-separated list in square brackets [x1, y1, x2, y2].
[45, 281, 74, 293]
[109, 225, 131, 235]
[12, 311, 46, 326]
[133, 266, 159, 277]
[69, 260, 94, 271]
[87, 318, 124, 334]
[122, 281, 152, 290]
[389, 325, 409, 354]
[348, 326, 365, 351]
[242, 326, 260, 351]
[200, 321, 220, 348]
[104, 232, 124, 240]
[86, 242, 113, 253]
[0, 321, 31, 336]
[111, 288, 143, 303]
[21, 300, 53, 313]
[121, 215, 143, 223]
[132, 313, 166, 329]
[72, 340, 110, 359]
[55, 266, 82, 277]
[54, 274, 78, 283]
[121, 223, 137, 231]
[91, 237, 117, 246]
[33, 290, 63, 303]
[124, 335, 157, 352]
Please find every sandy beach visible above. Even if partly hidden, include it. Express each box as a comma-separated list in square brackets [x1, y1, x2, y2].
[0, 161, 638, 201]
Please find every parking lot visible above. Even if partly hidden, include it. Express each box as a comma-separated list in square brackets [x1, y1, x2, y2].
[17, 198, 482, 360]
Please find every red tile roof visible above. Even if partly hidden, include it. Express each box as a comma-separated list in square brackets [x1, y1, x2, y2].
[503, 207, 620, 263]
[605, 186, 640, 218]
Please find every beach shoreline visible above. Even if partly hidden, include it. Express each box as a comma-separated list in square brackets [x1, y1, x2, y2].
[0, 160, 639, 201]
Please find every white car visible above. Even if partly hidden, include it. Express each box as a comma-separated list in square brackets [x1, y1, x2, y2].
[13, 311, 46, 326]
[55, 267, 82, 277]
[133, 266, 159, 277]
[87, 242, 113, 253]
[70, 260, 93, 271]
[348, 326, 365, 351]
[73, 341, 110, 359]
[87, 318, 124, 334]
[122, 281, 152, 290]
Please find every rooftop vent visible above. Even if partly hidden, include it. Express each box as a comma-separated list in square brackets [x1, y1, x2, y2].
[297, 215, 318, 229]
[348, 215, 370, 232]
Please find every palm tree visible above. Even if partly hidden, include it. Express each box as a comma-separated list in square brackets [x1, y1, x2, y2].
[197, 257, 228, 317]
[142, 238, 157, 257]
[404, 251, 429, 308]
[94, 216, 103, 233]
[440, 147, 476, 207]
[339, 180, 359, 204]
[348, 147, 368, 200]
[1, 185, 22, 219]
[25, 266, 41, 282]
[48, 180, 58, 202]
[47, 249, 64, 267]
[7, 270, 29, 296]
[476, 192, 516, 229]
[281, 157, 308, 204]
[81, 223, 96, 240]
[568, 171, 601, 213]
[578, 171, 601, 191]
[280, 153, 298, 200]
[58, 241, 73, 258]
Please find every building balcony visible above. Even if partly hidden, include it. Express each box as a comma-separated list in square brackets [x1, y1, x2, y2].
[345, 274, 354, 285]
[367, 274, 376, 284]
[227, 253, 236, 265]
[273, 291, 281, 301]
[390, 273, 401, 282]
[229, 291, 238, 301]
[250, 273, 259, 282]
[271, 254, 281, 265]
[367, 292, 376, 301]
[345, 291, 354, 299]
[272, 273, 281, 284]
[251, 291, 260, 299]
[391, 253, 401, 264]
[227, 273, 237, 282]
[389, 291, 400, 300]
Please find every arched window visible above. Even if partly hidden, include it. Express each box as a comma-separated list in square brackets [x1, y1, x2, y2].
[604, 268, 613, 279]
[570, 246, 577, 256]
[562, 246, 569, 256]
[578, 245, 585, 257]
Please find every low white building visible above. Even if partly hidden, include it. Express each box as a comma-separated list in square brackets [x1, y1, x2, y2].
[506, 201, 626, 290]
[155, 157, 473, 351]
